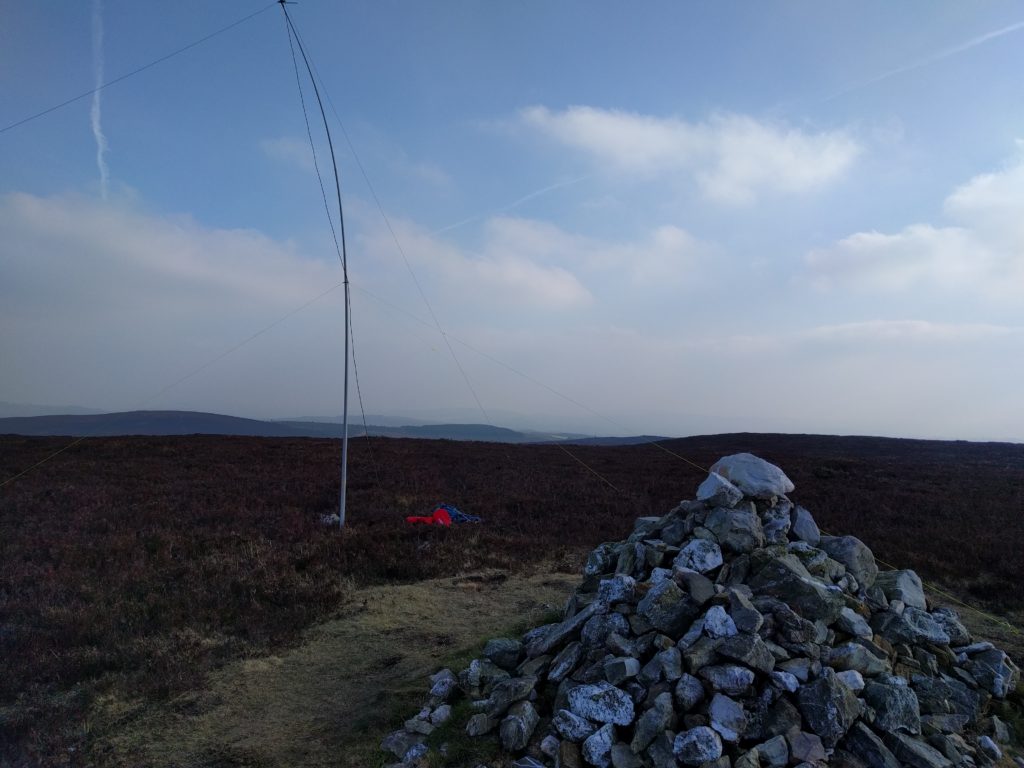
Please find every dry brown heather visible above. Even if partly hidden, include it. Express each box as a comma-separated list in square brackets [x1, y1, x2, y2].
[1, 432, 1023, 765]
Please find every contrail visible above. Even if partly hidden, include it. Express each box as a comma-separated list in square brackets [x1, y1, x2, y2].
[90, 0, 110, 199]
[432, 175, 591, 236]
[826, 20, 1024, 101]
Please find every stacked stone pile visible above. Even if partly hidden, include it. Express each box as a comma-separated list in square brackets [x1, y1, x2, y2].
[381, 453, 1021, 768]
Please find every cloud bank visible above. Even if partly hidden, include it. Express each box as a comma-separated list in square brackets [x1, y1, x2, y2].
[521, 106, 861, 204]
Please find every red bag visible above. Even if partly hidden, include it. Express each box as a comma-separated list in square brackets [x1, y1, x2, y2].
[405, 508, 452, 527]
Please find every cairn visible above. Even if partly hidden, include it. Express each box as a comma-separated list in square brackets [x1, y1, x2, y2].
[381, 453, 1021, 768]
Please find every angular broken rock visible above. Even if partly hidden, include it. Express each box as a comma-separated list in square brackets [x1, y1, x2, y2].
[882, 731, 953, 768]
[553, 708, 596, 742]
[704, 605, 738, 638]
[819, 535, 878, 590]
[697, 471, 744, 508]
[700, 664, 755, 697]
[709, 692, 747, 742]
[674, 538, 724, 574]
[966, 648, 1020, 698]
[790, 505, 821, 546]
[842, 721, 901, 768]
[797, 668, 863, 748]
[484, 637, 523, 670]
[674, 726, 724, 766]
[748, 554, 844, 624]
[705, 506, 766, 554]
[863, 678, 921, 735]
[631, 692, 674, 753]
[637, 578, 699, 636]
[709, 453, 795, 498]
[583, 723, 616, 768]
[568, 681, 635, 726]
[874, 570, 927, 611]
[500, 700, 539, 752]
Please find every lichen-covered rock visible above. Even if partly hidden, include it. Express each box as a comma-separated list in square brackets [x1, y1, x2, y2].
[819, 535, 878, 590]
[465, 712, 498, 736]
[709, 454, 795, 498]
[697, 472, 743, 508]
[486, 676, 538, 718]
[705, 507, 765, 554]
[500, 700, 540, 752]
[484, 637, 524, 671]
[428, 668, 458, 701]
[674, 726, 724, 766]
[380, 729, 426, 760]
[797, 668, 863, 748]
[568, 681, 635, 726]
[631, 692, 674, 753]
[554, 708, 597, 742]
[748, 554, 845, 624]
[597, 574, 637, 607]
[930, 608, 971, 647]
[826, 643, 891, 677]
[674, 539, 724, 574]
[836, 607, 874, 639]
[549, 641, 584, 683]
[704, 605, 738, 638]
[966, 647, 1020, 698]
[583, 723, 616, 768]
[761, 499, 793, 545]
[675, 672, 705, 711]
[604, 656, 641, 685]
[863, 679, 921, 735]
[582, 612, 630, 648]
[788, 731, 826, 764]
[716, 632, 776, 674]
[842, 721, 901, 768]
[882, 731, 952, 768]
[637, 578, 699, 636]
[700, 664, 756, 696]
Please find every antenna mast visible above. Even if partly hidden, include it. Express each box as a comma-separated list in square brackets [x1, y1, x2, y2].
[279, 0, 350, 527]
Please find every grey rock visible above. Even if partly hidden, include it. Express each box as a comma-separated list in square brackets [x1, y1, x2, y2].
[517, 653, 551, 678]
[705, 506, 766, 554]
[631, 692, 674, 753]
[827, 643, 891, 677]
[484, 637, 524, 671]
[903, 607, 951, 645]
[676, 569, 717, 605]
[585, 542, 620, 577]
[655, 646, 683, 682]
[930, 608, 971, 647]
[709, 453, 795, 498]
[582, 612, 631, 649]
[604, 656, 641, 685]
[965, 647, 1020, 698]
[550, 641, 585, 683]
[836, 607, 874, 639]
[646, 731, 677, 768]
[674, 673, 705, 711]
[841, 722, 901, 768]
[616, 542, 645, 578]
[554, 708, 597, 742]
[559, 739, 585, 768]
[882, 731, 953, 768]
[697, 472, 744, 508]
[911, 675, 981, 721]
[380, 730, 426, 759]
[819, 535, 878, 590]
[682, 634, 721, 673]
[788, 731, 827, 764]
[759, 736, 789, 768]
[977, 736, 1001, 762]
[674, 539, 725, 574]
[748, 554, 845, 624]
[541, 735, 561, 757]
[430, 704, 452, 725]
[429, 668, 458, 701]
[735, 747, 761, 768]
[500, 700, 540, 752]
[486, 676, 538, 718]
[674, 726, 724, 766]
[637, 578, 700, 636]
[527, 602, 599, 657]
[761, 499, 793, 545]
[770, 670, 800, 692]
[610, 743, 644, 768]
[874, 570, 927, 610]
[777, 657, 811, 682]
[920, 714, 969, 735]
[797, 668, 863, 748]
[709, 693, 747, 742]
[716, 632, 776, 674]
[598, 574, 637, 608]
[404, 717, 435, 735]
[704, 605, 738, 638]
[989, 714, 1011, 744]
[568, 681, 635, 726]
[583, 723, 616, 768]
[700, 665, 755, 697]
[836, 670, 866, 692]
[649, 567, 673, 584]
[863, 679, 921, 734]
[465, 712, 498, 736]
[728, 588, 764, 633]
[790, 506, 821, 545]
[461, 657, 511, 698]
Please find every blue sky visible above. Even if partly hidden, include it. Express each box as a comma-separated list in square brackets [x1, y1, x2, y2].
[2, 1, 1024, 439]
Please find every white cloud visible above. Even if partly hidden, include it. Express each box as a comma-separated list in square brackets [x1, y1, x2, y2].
[521, 106, 861, 204]
[806, 147, 1024, 297]
[801, 320, 1019, 345]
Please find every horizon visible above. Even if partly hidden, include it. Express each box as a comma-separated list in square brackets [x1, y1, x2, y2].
[3, 3, 1024, 443]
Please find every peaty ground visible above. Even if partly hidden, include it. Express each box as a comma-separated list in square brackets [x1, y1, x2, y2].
[90, 569, 578, 768]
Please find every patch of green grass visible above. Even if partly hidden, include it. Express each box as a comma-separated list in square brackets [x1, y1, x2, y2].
[424, 699, 502, 768]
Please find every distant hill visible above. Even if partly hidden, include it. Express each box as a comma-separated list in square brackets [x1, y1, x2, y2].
[554, 434, 672, 446]
[0, 401, 105, 418]
[0, 410, 603, 443]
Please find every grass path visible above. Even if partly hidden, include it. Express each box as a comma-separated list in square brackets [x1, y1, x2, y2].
[90, 569, 578, 767]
